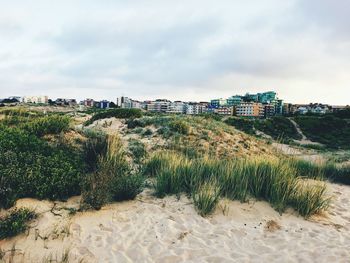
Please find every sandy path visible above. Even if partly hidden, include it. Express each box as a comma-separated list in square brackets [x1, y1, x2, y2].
[1, 183, 350, 263]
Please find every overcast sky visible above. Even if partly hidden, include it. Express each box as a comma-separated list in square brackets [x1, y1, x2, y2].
[0, 0, 349, 104]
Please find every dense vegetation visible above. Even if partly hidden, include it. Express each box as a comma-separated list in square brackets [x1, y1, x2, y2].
[0, 109, 145, 213]
[1, 107, 349, 227]
[225, 116, 301, 142]
[0, 208, 37, 239]
[0, 118, 85, 209]
[143, 152, 330, 217]
[294, 115, 350, 149]
[81, 135, 144, 210]
[84, 108, 142, 126]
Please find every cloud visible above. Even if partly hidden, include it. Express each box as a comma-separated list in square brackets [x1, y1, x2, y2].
[0, 0, 349, 105]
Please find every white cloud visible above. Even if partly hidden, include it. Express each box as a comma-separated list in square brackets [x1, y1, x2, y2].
[0, 0, 349, 104]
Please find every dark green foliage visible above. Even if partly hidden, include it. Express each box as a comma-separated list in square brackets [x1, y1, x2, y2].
[225, 118, 255, 135]
[0, 125, 85, 209]
[143, 128, 153, 136]
[110, 174, 144, 201]
[225, 117, 301, 141]
[255, 117, 302, 141]
[84, 109, 142, 126]
[334, 108, 350, 119]
[294, 115, 350, 149]
[0, 208, 37, 239]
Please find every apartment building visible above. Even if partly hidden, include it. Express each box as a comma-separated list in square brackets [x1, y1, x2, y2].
[167, 101, 186, 114]
[186, 102, 208, 115]
[23, 96, 48, 104]
[116, 96, 142, 109]
[146, 99, 171, 113]
[214, 106, 234, 116]
[235, 102, 264, 117]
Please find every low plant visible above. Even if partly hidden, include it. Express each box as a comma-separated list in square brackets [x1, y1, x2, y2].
[0, 208, 37, 239]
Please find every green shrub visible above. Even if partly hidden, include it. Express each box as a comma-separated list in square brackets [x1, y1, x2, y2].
[84, 109, 142, 126]
[0, 208, 37, 239]
[128, 139, 148, 163]
[169, 120, 190, 135]
[0, 126, 85, 208]
[110, 174, 144, 201]
[82, 130, 108, 172]
[22, 115, 70, 136]
[143, 128, 153, 136]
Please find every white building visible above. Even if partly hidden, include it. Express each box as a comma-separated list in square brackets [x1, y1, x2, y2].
[167, 101, 186, 114]
[23, 96, 48, 104]
[117, 96, 142, 109]
[146, 99, 171, 112]
[186, 103, 208, 115]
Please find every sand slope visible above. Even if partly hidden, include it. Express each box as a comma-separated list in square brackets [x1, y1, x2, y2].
[1, 183, 350, 263]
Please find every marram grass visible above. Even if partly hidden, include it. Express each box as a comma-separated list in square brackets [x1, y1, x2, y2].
[145, 151, 330, 218]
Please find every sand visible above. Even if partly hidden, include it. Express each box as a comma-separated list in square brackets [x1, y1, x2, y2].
[1, 183, 350, 263]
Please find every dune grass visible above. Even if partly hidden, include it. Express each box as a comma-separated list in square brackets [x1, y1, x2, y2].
[81, 134, 144, 209]
[144, 152, 330, 217]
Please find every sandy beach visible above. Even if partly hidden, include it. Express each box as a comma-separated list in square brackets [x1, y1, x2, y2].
[1, 182, 349, 263]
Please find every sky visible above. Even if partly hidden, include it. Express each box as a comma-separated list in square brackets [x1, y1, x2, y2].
[0, 0, 349, 105]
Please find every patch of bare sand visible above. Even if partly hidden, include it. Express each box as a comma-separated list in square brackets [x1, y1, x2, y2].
[1, 183, 349, 263]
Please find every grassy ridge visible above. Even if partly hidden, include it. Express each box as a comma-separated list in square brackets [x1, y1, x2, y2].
[84, 108, 142, 126]
[144, 152, 330, 217]
[225, 116, 301, 141]
[294, 115, 350, 149]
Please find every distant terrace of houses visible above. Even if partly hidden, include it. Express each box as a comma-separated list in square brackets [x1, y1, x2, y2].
[0, 92, 349, 118]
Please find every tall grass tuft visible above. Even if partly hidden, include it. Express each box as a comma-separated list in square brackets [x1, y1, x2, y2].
[292, 181, 330, 217]
[193, 180, 221, 216]
[145, 151, 331, 218]
[81, 134, 144, 209]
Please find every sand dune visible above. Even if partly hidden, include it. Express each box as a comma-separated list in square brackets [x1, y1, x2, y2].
[1, 183, 349, 263]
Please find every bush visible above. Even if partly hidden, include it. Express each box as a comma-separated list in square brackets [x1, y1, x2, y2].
[128, 139, 148, 163]
[169, 120, 190, 135]
[22, 115, 70, 137]
[0, 208, 37, 239]
[84, 109, 142, 126]
[0, 126, 85, 208]
[143, 128, 153, 136]
[110, 174, 144, 201]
